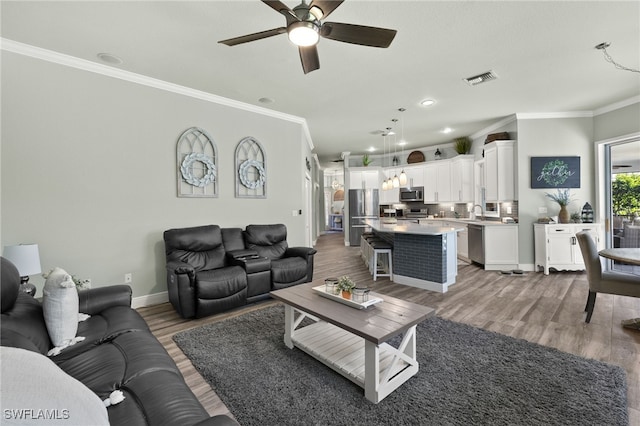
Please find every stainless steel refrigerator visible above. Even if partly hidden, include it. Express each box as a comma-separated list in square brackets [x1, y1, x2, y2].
[348, 189, 379, 246]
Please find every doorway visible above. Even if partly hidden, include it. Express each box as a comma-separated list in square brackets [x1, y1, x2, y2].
[599, 136, 640, 275]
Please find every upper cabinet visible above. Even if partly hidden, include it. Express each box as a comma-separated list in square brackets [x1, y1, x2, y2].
[403, 165, 424, 188]
[450, 155, 474, 203]
[348, 168, 380, 190]
[483, 140, 515, 202]
[424, 161, 451, 203]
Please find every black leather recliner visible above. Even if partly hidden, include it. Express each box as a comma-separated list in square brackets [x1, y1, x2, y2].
[164, 225, 248, 319]
[244, 224, 317, 289]
[164, 223, 316, 319]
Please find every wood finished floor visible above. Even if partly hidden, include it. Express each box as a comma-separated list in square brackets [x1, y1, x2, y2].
[138, 232, 640, 425]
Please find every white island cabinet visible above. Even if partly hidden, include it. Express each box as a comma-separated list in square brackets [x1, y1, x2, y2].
[534, 223, 601, 274]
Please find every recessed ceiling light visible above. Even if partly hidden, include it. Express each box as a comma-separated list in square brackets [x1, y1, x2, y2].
[398, 140, 408, 146]
[420, 99, 435, 107]
[442, 127, 453, 134]
[258, 97, 275, 104]
[368, 147, 377, 152]
[97, 52, 123, 65]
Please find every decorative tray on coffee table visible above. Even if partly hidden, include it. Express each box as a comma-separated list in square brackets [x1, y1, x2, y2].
[312, 285, 383, 310]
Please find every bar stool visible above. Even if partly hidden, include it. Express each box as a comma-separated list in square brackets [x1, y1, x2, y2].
[369, 240, 393, 281]
[361, 233, 378, 267]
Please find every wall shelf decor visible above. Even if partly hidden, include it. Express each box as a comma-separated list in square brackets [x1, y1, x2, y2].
[177, 127, 218, 197]
[235, 137, 266, 198]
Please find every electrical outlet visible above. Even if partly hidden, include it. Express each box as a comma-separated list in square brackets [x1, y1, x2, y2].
[538, 207, 547, 214]
[292, 210, 299, 216]
[450, 206, 454, 211]
[124, 273, 132, 283]
[506, 206, 512, 214]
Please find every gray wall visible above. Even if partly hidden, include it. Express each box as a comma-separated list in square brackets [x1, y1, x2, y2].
[515, 117, 595, 268]
[593, 102, 640, 141]
[1, 52, 311, 300]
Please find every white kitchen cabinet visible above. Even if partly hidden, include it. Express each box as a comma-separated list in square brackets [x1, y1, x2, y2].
[484, 140, 515, 202]
[484, 225, 519, 270]
[403, 164, 424, 188]
[348, 168, 379, 190]
[423, 161, 451, 203]
[534, 223, 601, 275]
[450, 155, 474, 203]
[379, 187, 399, 204]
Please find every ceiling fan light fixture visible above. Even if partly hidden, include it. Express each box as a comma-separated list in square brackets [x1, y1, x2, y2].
[288, 21, 320, 46]
[309, 5, 324, 20]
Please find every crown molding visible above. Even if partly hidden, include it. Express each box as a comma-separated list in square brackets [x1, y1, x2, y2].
[1, 38, 314, 151]
[515, 111, 593, 120]
[593, 95, 640, 116]
[470, 115, 516, 140]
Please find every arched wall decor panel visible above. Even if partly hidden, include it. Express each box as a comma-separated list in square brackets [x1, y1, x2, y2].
[235, 137, 267, 198]
[176, 127, 218, 198]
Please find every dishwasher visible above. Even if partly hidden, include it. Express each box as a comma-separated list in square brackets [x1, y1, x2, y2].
[468, 224, 484, 265]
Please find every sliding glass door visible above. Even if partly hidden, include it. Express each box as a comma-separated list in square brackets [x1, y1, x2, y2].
[603, 138, 640, 275]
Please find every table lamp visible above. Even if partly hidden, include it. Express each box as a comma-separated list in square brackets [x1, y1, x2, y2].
[3, 244, 41, 296]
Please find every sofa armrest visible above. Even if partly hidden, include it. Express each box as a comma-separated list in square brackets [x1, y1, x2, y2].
[167, 260, 196, 280]
[226, 249, 258, 260]
[285, 247, 317, 260]
[78, 285, 132, 315]
[192, 415, 240, 426]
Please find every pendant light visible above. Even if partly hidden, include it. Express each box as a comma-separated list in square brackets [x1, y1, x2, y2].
[381, 133, 388, 190]
[390, 119, 400, 188]
[384, 129, 393, 190]
[398, 108, 408, 186]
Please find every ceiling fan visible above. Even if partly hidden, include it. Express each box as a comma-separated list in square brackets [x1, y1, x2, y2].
[218, 0, 397, 74]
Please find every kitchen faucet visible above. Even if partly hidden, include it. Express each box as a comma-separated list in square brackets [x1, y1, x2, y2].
[473, 204, 485, 221]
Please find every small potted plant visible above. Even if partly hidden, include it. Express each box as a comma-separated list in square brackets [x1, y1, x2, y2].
[453, 137, 471, 155]
[545, 188, 573, 223]
[336, 275, 356, 300]
[362, 154, 372, 167]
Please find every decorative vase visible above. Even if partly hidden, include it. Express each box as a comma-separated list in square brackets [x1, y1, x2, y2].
[558, 205, 570, 223]
[341, 290, 351, 300]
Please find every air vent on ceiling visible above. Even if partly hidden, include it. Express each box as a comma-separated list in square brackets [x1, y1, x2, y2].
[464, 70, 498, 86]
[613, 164, 632, 169]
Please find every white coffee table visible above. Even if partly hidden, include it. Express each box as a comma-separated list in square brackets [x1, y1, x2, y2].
[270, 283, 435, 403]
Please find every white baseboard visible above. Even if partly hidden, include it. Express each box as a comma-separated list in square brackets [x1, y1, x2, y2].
[132, 291, 168, 309]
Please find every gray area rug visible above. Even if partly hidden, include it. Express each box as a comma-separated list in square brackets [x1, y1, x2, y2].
[173, 305, 628, 426]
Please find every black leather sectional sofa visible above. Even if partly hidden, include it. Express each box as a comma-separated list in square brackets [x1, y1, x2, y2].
[164, 223, 317, 319]
[0, 257, 238, 426]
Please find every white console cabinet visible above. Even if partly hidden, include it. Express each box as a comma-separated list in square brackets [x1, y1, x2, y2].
[534, 223, 601, 275]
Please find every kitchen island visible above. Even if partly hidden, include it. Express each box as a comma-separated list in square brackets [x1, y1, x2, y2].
[365, 219, 464, 293]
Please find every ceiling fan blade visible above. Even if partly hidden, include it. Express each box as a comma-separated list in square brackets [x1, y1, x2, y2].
[299, 45, 320, 74]
[321, 22, 397, 48]
[219, 27, 287, 46]
[262, 0, 299, 23]
[262, 0, 293, 14]
[309, 0, 344, 20]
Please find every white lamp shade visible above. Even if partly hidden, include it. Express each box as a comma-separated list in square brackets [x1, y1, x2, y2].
[399, 170, 407, 186]
[3, 244, 42, 276]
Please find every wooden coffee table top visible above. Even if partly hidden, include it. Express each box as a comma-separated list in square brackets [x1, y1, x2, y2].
[271, 283, 435, 345]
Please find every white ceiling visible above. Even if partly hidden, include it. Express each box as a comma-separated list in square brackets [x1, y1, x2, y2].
[2, 1, 639, 167]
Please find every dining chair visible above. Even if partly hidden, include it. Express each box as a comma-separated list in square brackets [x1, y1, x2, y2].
[575, 231, 640, 323]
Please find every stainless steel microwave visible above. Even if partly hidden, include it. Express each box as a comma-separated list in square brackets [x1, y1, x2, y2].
[399, 187, 424, 202]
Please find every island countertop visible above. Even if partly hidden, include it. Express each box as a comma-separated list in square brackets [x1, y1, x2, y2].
[365, 219, 463, 235]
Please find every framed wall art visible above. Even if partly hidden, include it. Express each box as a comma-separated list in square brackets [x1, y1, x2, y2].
[176, 127, 218, 197]
[235, 136, 266, 198]
[530, 156, 580, 188]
